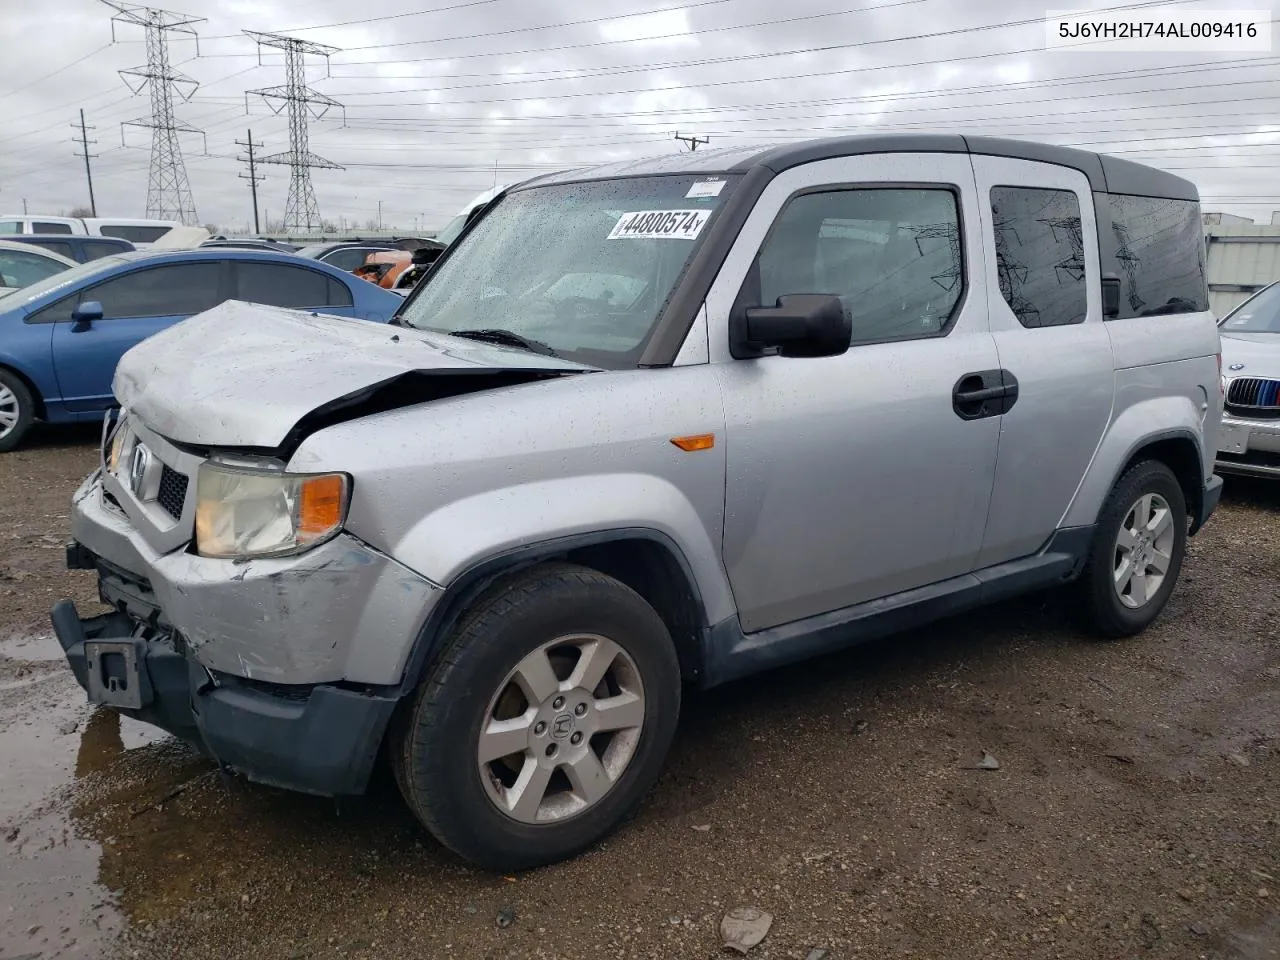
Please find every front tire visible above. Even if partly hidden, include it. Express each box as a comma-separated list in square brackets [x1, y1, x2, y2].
[393, 562, 682, 871]
[0, 368, 35, 453]
[1075, 460, 1188, 638]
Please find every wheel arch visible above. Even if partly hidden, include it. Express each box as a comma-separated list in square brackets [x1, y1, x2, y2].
[1063, 392, 1211, 535]
[0, 359, 46, 420]
[1082, 428, 1207, 535]
[1118, 432, 1205, 532]
[395, 528, 712, 698]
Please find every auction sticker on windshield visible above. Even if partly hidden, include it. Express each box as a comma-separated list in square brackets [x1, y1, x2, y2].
[608, 209, 711, 241]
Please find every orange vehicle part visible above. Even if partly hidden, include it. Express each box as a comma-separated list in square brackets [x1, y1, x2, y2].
[354, 250, 412, 288]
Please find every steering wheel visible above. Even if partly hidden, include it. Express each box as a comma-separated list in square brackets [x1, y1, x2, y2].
[553, 296, 623, 330]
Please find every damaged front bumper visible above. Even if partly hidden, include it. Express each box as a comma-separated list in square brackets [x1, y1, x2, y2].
[53, 600, 398, 795]
[53, 468, 444, 796]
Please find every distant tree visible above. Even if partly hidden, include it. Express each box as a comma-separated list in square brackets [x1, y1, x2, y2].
[202, 223, 220, 236]
[68, 206, 93, 218]
[363, 218, 380, 232]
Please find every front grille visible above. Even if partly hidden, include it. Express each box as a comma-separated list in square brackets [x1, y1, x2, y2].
[157, 464, 189, 520]
[1226, 377, 1280, 411]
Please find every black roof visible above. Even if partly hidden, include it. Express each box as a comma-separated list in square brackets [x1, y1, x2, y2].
[519, 133, 1198, 202]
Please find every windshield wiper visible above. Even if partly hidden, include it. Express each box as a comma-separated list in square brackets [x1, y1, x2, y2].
[446, 328, 560, 357]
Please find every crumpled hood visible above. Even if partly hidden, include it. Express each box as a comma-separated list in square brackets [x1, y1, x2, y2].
[1220, 332, 1280, 377]
[114, 300, 594, 449]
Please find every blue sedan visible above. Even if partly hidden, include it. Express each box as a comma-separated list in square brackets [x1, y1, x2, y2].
[0, 248, 403, 451]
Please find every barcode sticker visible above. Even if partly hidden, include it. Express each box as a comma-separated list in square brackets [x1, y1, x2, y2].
[607, 209, 711, 241]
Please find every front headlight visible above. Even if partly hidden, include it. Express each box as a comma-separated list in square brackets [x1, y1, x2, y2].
[108, 423, 130, 475]
[194, 462, 350, 560]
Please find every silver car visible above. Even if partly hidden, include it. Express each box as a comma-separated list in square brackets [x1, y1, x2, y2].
[1217, 280, 1280, 478]
[53, 134, 1224, 871]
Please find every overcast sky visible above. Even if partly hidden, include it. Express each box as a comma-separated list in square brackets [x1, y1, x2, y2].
[2, 0, 1278, 233]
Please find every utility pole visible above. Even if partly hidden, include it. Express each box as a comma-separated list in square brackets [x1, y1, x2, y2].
[235, 129, 265, 233]
[22, 199, 28, 215]
[674, 131, 709, 152]
[72, 109, 99, 217]
[377, 200, 383, 232]
[103, 1, 206, 224]
[245, 31, 345, 232]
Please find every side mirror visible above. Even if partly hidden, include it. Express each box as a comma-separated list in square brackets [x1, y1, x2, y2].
[737, 294, 851, 358]
[71, 300, 104, 329]
[1101, 273, 1121, 319]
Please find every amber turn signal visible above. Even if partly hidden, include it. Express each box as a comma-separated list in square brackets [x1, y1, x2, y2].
[670, 434, 715, 452]
[298, 474, 347, 538]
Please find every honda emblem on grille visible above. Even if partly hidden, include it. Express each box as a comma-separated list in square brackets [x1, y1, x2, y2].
[129, 444, 152, 496]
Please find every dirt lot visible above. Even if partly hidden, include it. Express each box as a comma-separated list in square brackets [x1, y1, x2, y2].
[1, 425, 1277, 960]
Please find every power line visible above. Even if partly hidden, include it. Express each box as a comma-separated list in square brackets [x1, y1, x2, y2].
[245, 31, 345, 231]
[104, 0, 205, 225]
[312, 0, 1202, 65]
[2, 42, 116, 101]
[72, 109, 99, 217]
[674, 132, 710, 151]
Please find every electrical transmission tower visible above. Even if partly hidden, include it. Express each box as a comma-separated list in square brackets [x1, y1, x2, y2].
[103, 1, 205, 225]
[245, 31, 345, 232]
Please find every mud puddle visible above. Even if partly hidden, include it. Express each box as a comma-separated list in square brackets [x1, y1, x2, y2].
[0, 633, 175, 958]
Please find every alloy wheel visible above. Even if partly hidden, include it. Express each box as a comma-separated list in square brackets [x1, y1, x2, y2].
[1113, 492, 1176, 609]
[477, 633, 646, 824]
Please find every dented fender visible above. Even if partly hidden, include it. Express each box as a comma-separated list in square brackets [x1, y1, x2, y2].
[70, 474, 443, 686]
[387, 473, 738, 626]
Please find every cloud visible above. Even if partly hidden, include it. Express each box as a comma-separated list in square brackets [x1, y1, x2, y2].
[598, 9, 698, 47]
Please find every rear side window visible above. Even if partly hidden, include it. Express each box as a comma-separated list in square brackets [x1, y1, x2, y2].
[1099, 194, 1208, 318]
[98, 224, 171, 243]
[34, 221, 74, 235]
[82, 240, 126, 261]
[327, 276, 354, 307]
[235, 262, 338, 308]
[752, 187, 965, 344]
[0, 221, 21, 235]
[990, 186, 1087, 328]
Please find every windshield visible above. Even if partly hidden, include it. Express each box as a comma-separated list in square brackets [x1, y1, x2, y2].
[0, 255, 129, 309]
[434, 210, 473, 247]
[294, 244, 330, 259]
[1220, 283, 1280, 334]
[399, 174, 740, 368]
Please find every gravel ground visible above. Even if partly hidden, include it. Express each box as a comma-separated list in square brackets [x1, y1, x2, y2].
[1, 427, 1277, 960]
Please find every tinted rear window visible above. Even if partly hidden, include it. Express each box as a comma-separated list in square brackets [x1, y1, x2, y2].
[236, 262, 335, 308]
[1098, 194, 1208, 318]
[35, 221, 74, 235]
[83, 240, 129, 261]
[990, 186, 1088, 329]
[98, 224, 172, 243]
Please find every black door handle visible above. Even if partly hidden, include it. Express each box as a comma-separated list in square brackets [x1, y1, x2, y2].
[954, 384, 1006, 403]
[953, 369, 1019, 420]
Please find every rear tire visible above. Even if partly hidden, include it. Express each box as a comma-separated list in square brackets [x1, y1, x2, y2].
[0, 368, 36, 453]
[393, 562, 681, 871]
[1075, 460, 1187, 639]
